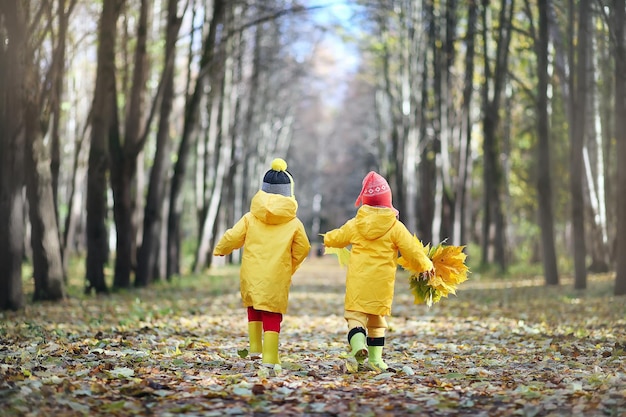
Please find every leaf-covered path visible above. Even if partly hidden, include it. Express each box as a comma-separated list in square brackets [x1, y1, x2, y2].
[1, 257, 625, 416]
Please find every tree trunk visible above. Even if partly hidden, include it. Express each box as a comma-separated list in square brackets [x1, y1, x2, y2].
[571, 0, 589, 290]
[411, 0, 434, 243]
[429, 0, 444, 244]
[20, 0, 73, 301]
[613, 0, 626, 296]
[50, 0, 76, 250]
[0, 1, 26, 310]
[584, 29, 610, 273]
[109, 127, 135, 290]
[167, 0, 225, 280]
[418, 53, 435, 245]
[194, 23, 235, 272]
[438, 0, 457, 243]
[24, 80, 65, 302]
[62, 116, 90, 271]
[136, 0, 182, 287]
[536, 0, 559, 286]
[109, 0, 151, 290]
[479, 0, 513, 271]
[453, 0, 477, 247]
[86, 0, 124, 295]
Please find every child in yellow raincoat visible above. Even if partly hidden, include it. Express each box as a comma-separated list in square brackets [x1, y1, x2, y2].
[323, 171, 434, 371]
[213, 158, 311, 364]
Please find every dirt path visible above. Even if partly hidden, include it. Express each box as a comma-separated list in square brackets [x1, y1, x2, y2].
[1, 257, 625, 416]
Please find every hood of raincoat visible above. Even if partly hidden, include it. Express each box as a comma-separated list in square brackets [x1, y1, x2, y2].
[250, 190, 298, 225]
[354, 205, 397, 240]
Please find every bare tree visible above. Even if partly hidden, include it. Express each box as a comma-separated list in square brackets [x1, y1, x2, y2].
[194, 3, 236, 273]
[21, 0, 78, 301]
[86, 0, 125, 295]
[62, 121, 90, 274]
[50, 0, 78, 237]
[613, 0, 626, 296]
[533, 0, 559, 285]
[0, 1, 27, 310]
[453, 0, 477, 246]
[24, 52, 66, 301]
[167, 0, 225, 280]
[570, 0, 589, 290]
[109, 0, 152, 289]
[135, 0, 184, 286]
[480, 0, 515, 271]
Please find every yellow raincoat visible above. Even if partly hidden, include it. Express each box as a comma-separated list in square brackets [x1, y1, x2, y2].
[213, 191, 311, 314]
[324, 205, 433, 316]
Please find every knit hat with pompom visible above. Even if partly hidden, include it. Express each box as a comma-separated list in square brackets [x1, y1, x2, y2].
[355, 171, 398, 214]
[262, 158, 294, 197]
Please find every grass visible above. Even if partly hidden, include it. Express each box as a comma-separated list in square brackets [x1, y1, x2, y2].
[21, 256, 241, 302]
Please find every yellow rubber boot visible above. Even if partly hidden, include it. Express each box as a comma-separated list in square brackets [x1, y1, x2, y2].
[248, 321, 262, 354]
[262, 331, 280, 364]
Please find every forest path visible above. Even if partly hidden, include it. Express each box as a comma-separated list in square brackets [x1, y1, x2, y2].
[1, 257, 625, 416]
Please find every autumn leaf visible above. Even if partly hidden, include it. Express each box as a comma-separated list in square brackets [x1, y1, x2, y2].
[323, 246, 351, 268]
[0, 258, 623, 417]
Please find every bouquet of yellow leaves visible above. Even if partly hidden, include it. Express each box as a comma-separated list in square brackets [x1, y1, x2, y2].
[398, 238, 470, 307]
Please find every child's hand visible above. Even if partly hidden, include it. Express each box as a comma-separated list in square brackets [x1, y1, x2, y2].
[423, 268, 435, 280]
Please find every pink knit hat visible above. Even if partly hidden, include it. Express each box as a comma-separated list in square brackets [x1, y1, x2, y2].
[355, 171, 397, 213]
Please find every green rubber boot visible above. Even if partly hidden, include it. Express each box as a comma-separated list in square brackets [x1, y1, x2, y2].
[346, 328, 367, 373]
[350, 332, 368, 362]
[367, 345, 389, 371]
[248, 321, 262, 354]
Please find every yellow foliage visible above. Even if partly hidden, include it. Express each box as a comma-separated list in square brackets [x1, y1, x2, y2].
[324, 246, 351, 268]
[427, 244, 469, 297]
[399, 237, 470, 307]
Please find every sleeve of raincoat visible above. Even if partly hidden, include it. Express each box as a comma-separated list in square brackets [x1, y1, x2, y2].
[323, 220, 354, 248]
[393, 222, 433, 273]
[291, 222, 311, 274]
[213, 214, 249, 256]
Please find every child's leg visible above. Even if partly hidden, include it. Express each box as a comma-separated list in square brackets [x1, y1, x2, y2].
[366, 315, 388, 370]
[344, 310, 368, 367]
[260, 311, 282, 364]
[247, 307, 263, 354]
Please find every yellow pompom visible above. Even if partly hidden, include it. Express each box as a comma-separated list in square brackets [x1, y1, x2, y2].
[271, 158, 288, 172]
